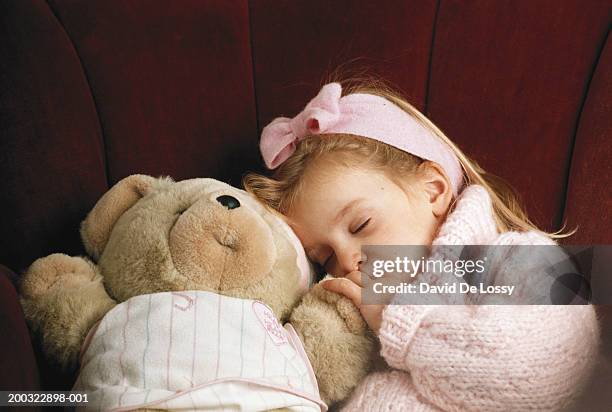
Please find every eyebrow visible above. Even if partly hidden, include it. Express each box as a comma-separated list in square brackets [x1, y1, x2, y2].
[332, 198, 365, 225]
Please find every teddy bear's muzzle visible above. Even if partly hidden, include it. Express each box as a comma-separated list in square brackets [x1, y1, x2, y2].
[168, 196, 277, 291]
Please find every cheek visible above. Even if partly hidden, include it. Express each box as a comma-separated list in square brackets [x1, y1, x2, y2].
[382, 205, 439, 245]
[291, 226, 313, 250]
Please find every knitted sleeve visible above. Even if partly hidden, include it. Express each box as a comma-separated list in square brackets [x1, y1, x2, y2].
[377, 230, 600, 411]
[341, 370, 443, 412]
[379, 304, 598, 411]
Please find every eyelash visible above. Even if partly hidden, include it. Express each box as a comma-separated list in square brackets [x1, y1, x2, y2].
[351, 218, 371, 234]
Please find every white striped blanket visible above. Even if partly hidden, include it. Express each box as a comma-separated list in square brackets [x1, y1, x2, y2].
[73, 290, 326, 411]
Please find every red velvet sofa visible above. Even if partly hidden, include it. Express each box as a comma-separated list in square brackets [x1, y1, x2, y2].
[1, 0, 610, 408]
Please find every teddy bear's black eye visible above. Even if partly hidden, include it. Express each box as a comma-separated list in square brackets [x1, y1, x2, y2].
[216, 195, 240, 210]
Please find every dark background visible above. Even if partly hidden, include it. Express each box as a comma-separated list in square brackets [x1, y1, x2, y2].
[0, 1, 610, 410]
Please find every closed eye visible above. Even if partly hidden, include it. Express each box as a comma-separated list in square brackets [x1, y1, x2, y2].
[351, 218, 371, 234]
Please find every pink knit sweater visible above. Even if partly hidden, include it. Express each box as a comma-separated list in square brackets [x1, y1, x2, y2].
[341, 185, 600, 412]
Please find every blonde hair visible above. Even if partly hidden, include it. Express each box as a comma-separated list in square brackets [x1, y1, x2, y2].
[243, 79, 573, 240]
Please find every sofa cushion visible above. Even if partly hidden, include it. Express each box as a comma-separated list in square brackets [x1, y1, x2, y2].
[563, 34, 612, 244]
[0, 265, 39, 391]
[426, 0, 611, 232]
[0, 0, 108, 272]
[47, 0, 261, 186]
[250, 0, 437, 125]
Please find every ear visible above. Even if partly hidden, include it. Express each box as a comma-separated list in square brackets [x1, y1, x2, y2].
[81, 174, 156, 260]
[418, 162, 454, 218]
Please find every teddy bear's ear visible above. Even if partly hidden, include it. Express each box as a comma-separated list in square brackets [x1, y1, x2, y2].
[81, 174, 156, 260]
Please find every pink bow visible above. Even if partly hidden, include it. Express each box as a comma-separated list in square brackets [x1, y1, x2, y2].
[260, 83, 343, 169]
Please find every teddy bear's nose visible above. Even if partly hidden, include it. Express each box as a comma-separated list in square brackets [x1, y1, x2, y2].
[216, 195, 240, 210]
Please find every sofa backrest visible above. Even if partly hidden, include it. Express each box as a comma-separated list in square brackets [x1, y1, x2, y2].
[1, 0, 610, 273]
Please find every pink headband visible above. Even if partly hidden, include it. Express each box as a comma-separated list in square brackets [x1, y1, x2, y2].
[260, 82, 464, 195]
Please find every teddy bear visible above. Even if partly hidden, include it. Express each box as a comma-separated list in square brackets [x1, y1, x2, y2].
[19, 175, 375, 411]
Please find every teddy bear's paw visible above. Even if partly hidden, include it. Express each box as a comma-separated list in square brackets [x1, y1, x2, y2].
[21, 254, 100, 299]
[311, 283, 367, 335]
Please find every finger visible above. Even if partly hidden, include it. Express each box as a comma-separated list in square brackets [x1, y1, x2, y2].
[321, 278, 362, 307]
[345, 270, 363, 287]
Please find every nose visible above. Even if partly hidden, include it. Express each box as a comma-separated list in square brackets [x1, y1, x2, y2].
[216, 195, 240, 210]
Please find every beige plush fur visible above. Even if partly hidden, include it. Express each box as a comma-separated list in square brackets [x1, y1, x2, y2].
[20, 254, 116, 370]
[80, 174, 156, 260]
[20, 175, 375, 407]
[290, 283, 375, 404]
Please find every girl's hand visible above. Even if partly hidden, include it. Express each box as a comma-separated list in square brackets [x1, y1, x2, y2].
[321, 270, 385, 334]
